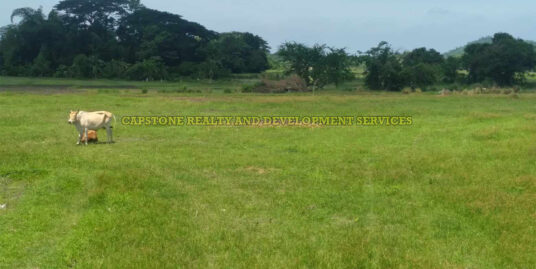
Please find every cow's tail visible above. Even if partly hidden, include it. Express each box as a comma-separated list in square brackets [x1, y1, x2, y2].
[113, 115, 117, 128]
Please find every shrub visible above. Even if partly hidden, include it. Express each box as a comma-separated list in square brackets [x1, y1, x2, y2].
[174, 62, 199, 77]
[102, 60, 131, 79]
[126, 58, 168, 81]
[196, 60, 230, 80]
[250, 75, 308, 93]
[30, 50, 52, 77]
[241, 84, 254, 93]
[502, 88, 513, 95]
[54, 65, 73, 78]
[70, 54, 105, 78]
[439, 89, 452, 96]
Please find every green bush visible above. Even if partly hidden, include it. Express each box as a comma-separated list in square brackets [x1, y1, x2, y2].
[126, 58, 168, 81]
[102, 60, 131, 79]
[69, 54, 106, 78]
[54, 65, 73, 78]
[30, 49, 52, 77]
[241, 84, 255, 93]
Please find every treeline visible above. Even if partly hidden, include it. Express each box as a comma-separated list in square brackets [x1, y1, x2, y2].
[276, 33, 536, 92]
[0, 0, 269, 80]
[359, 33, 536, 90]
[1, 1, 535, 90]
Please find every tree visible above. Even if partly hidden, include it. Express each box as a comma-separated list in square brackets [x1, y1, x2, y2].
[205, 32, 270, 73]
[324, 48, 354, 87]
[125, 57, 168, 81]
[55, 0, 140, 29]
[403, 47, 443, 67]
[278, 42, 353, 90]
[0, 1, 270, 80]
[70, 54, 104, 78]
[442, 56, 460, 83]
[361, 42, 405, 91]
[31, 47, 53, 76]
[1, 8, 62, 74]
[55, 0, 135, 61]
[462, 33, 536, 85]
[401, 47, 444, 88]
[117, 8, 217, 66]
[10, 7, 45, 24]
[402, 63, 439, 89]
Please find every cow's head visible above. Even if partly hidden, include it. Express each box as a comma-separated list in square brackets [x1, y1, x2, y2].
[68, 110, 79, 124]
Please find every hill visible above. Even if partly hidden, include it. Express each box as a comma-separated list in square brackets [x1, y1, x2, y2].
[444, 36, 536, 57]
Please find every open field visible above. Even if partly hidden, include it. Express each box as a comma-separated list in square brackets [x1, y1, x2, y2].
[1, 79, 536, 267]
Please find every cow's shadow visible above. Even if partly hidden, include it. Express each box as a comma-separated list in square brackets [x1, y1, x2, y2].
[78, 141, 115, 145]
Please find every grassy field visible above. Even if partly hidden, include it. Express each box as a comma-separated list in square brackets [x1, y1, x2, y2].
[1, 78, 536, 268]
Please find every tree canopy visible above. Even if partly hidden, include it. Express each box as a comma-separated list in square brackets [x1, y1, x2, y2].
[278, 42, 353, 90]
[359, 35, 536, 91]
[0, 0, 270, 80]
[360, 42, 405, 91]
[462, 33, 536, 85]
[1, 2, 535, 89]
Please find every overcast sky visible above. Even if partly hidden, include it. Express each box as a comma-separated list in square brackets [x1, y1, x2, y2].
[2, 0, 536, 53]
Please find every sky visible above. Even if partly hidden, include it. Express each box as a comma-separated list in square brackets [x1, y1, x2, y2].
[2, 0, 536, 53]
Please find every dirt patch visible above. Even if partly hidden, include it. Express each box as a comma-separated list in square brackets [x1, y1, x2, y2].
[168, 97, 211, 102]
[469, 112, 502, 120]
[472, 127, 500, 140]
[240, 166, 281, 175]
[0, 85, 83, 94]
[82, 85, 138, 89]
[249, 75, 308, 93]
[523, 114, 536, 120]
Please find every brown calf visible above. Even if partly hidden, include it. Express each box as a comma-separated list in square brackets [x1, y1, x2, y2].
[80, 130, 98, 143]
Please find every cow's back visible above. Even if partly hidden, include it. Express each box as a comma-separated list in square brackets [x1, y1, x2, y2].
[80, 111, 113, 129]
[92, 111, 113, 119]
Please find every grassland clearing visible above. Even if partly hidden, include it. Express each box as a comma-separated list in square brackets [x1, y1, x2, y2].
[1, 77, 536, 267]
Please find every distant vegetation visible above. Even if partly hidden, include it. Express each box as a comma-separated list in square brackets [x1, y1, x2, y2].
[0, 0, 269, 80]
[358, 33, 536, 91]
[359, 43, 447, 91]
[1, 0, 536, 91]
[444, 36, 536, 58]
[277, 43, 354, 90]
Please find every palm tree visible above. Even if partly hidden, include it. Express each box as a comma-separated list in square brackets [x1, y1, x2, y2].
[10, 7, 45, 24]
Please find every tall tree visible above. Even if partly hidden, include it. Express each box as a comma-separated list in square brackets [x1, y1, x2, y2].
[463, 33, 536, 85]
[55, 0, 140, 29]
[442, 56, 460, 83]
[1, 1, 270, 79]
[278, 42, 353, 90]
[403, 47, 443, 67]
[402, 47, 444, 88]
[117, 8, 216, 65]
[205, 32, 270, 73]
[10, 7, 45, 24]
[360, 42, 405, 91]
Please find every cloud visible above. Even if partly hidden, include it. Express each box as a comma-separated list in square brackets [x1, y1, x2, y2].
[427, 7, 452, 16]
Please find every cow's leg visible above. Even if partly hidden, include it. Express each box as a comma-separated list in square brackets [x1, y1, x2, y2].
[77, 131, 82, 145]
[84, 128, 89, 146]
[106, 126, 113, 143]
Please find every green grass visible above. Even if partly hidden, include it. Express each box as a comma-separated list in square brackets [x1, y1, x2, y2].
[1, 80, 536, 267]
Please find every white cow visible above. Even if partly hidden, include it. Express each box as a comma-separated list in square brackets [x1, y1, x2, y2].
[68, 110, 115, 145]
